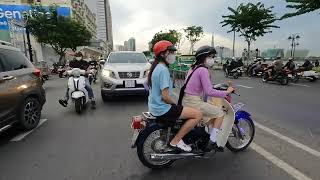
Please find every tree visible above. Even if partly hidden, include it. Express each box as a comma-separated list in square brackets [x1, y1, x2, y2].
[150, 29, 181, 51]
[281, 0, 320, 19]
[221, 2, 279, 61]
[183, 26, 204, 54]
[27, 6, 92, 63]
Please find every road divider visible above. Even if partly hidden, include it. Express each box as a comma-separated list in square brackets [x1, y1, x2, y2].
[11, 119, 47, 142]
[251, 143, 312, 180]
[255, 122, 320, 159]
[236, 84, 253, 89]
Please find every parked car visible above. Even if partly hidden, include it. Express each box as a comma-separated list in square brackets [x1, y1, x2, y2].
[0, 44, 46, 133]
[100, 52, 151, 101]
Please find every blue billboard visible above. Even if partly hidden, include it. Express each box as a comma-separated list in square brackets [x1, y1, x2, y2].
[0, 4, 71, 30]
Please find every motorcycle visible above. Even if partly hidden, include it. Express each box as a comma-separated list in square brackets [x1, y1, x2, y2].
[58, 65, 68, 78]
[225, 66, 244, 79]
[262, 69, 289, 85]
[131, 84, 255, 169]
[88, 65, 98, 85]
[289, 70, 318, 82]
[67, 68, 89, 114]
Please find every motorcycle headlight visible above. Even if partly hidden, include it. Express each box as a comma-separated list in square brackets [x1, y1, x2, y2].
[102, 70, 116, 78]
[143, 70, 150, 78]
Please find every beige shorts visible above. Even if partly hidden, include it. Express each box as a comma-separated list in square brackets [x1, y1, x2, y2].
[182, 94, 224, 124]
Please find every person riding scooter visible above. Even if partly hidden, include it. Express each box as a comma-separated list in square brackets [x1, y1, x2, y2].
[283, 58, 296, 73]
[59, 52, 96, 109]
[180, 46, 234, 152]
[267, 57, 284, 79]
[297, 59, 313, 72]
[88, 57, 99, 81]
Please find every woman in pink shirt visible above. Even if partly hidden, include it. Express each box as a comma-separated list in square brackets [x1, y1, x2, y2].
[181, 46, 234, 152]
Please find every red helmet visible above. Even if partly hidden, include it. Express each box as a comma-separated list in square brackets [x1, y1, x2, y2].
[153, 40, 176, 57]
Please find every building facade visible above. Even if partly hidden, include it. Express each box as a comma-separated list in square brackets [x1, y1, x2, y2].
[97, 0, 113, 53]
[128, 37, 136, 51]
[71, 0, 97, 40]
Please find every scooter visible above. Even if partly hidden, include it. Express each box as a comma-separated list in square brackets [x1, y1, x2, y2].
[58, 65, 67, 78]
[131, 84, 255, 169]
[88, 65, 98, 85]
[67, 68, 89, 114]
[262, 69, 289, 85]
[225, 66, 244, 79]
[290, 70, 318, 82]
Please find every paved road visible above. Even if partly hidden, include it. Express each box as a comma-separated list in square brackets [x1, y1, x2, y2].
[0, 73, 319, 180]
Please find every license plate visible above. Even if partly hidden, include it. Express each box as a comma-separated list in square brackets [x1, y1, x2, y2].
[125, 80, 135, 88]
[131, 129, 140, 148]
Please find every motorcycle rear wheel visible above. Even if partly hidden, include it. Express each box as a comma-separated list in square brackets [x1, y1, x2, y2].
[137, 127, 174, 169]
[75, 98, 82, 114]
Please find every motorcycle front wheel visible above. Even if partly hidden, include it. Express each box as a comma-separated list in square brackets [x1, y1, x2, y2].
[137, 127, 174, 169]
[226, 117, 255, 152]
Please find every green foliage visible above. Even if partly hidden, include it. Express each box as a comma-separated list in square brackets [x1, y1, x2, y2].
[281, 0, 320, 19]
[150, 29, 181, 51]
[27, 5, 92, 62]
[183, 26, 204, 54]
[221, 2, 279, 59]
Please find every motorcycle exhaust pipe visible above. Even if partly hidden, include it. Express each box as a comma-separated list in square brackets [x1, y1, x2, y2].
[150, 153, 203, 161]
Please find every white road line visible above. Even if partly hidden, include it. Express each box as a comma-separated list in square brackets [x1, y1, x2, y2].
[173, 90, 320, 159]
[250, 143, 312, 180]
[11, 119, 47, 142]
[236, 84, 253, 89]
[290, 83, 311, 88]
[255, 122, 320, 159]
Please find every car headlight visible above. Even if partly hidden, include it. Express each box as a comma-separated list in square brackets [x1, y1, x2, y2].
[102, 70, 116, 78]
[143, 70, 150, 78]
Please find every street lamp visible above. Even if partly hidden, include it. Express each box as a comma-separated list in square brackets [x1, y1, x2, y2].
[220, 46, 224, 64]
[232, 0, 238, 57]
[288, 34, 301, 58]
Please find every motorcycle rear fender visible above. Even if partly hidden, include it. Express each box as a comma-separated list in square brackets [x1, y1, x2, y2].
[235, 110, 251, 124]
[71, 91, 85, 99]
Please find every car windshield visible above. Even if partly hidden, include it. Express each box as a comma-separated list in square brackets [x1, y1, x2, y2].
[108, 53, 146, 63]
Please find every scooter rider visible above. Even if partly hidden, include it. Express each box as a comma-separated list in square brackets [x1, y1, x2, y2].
[59, 52, 96, 109]
[180, 46, 235, 152]
[284, 58, 296, 72]
[267, 57, 284, 79]
[148, 40, 202, 152]
[88, 57, 99, 80]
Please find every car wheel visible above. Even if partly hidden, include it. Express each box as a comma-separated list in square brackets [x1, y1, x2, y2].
[17, 97, 41, 130]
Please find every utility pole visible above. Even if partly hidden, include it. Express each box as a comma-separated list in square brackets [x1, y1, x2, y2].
[232, 0, 238, 57]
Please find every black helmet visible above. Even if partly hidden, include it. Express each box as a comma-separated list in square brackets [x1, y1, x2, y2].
[195, 46, 216, 58]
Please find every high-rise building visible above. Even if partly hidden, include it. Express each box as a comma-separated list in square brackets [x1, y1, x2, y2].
[124, 41, 129, 51]
[128, 37, 136, 51]
[71, 0, 97, 40]
[97, 0, 113, 53]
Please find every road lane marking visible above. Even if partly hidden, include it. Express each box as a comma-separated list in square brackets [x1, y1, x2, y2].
[172, 90, 320, 159]
[236, 84, 253, 89]
[290, 83, 311, 88]
[255, 122, 320, 159]
[11, 119, 47, 142]
[250, 143, 312, 180]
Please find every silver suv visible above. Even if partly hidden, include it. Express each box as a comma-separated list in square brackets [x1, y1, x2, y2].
[100, 52, 150, 101]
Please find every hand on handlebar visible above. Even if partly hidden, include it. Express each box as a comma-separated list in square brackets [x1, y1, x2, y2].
[227, 87, 235, 94]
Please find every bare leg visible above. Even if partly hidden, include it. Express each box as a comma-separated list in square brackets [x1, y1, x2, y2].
[170, 107, 202, 145]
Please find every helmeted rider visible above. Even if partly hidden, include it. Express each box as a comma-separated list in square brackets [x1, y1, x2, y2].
[180, 46, 234, 152]
[148, 40, 202, 152]
[59, 52, 96, 109]
[283, 58, 296, 72]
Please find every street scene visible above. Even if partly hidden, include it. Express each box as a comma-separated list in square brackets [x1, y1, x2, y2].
[0, 0, 320, 180]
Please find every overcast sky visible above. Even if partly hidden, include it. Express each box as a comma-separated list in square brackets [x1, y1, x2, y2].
[85, 0, 320, 56]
